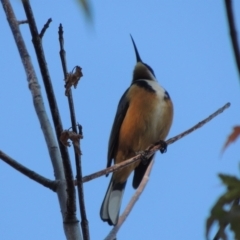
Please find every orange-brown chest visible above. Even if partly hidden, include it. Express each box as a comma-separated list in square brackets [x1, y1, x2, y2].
[115, 83, 173, 164]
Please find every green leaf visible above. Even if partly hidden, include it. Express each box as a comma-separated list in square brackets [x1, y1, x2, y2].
[229, 205, 240, 240]
[219, 174, 240, 191]
[206, 174, 240, 240]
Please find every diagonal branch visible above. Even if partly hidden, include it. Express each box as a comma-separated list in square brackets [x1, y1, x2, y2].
[21, 0, 77, 223]
[224, 0, 240, 79]
[104, 160, 155, 240]
[0, 150, 57, 191]
[82, 102, 231, 183]
[58, 24, 90, 240]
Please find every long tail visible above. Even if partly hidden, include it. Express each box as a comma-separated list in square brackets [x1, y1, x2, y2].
[100, 177, 127, 226]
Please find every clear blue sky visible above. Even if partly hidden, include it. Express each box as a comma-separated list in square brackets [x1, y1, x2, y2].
[1, 1, 240, 239]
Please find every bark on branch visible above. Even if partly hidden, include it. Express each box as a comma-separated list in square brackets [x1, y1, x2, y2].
[58, 24, 90, 240]
[0, 150, 57, 191]
[1, 0, 82, 239]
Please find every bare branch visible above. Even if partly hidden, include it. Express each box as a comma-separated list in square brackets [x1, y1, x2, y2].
[0, 150, 57, 191]
[224, 0, 240, 79]
[82, 102, 231, 183]
[21, 0, 77, 223]
[39, 18, 52, 39]
[18, 19, 28, 24]
[1, 0, 82, 238]
[104, 161, 154, 240]
[163, 102, 230, 145]
[58, 24, 90, 240]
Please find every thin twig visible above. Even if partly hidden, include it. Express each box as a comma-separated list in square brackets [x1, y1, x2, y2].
[224, 0, 240, 79]
[82, 102, 231, 183]
[58, 24, 90, 240]
[104, 160, 155, 240]
[39, 18, 52, 38]
[0, 150, 57, 191]
[21, 0, 77, 222]
[18, 19, 28, 24]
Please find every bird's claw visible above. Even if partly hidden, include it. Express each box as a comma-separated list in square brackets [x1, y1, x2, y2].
[136, 150, 150, 165]
[157, 140, 167, 154]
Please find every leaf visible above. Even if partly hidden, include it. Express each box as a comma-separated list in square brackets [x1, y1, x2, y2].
[229, 206, 240, 240]
[60, 130, 83, 155]
[60, 130, 71, 147]
[206, 174, 240, 240]
[222, 126, 240, 152]
[65, 66, 83, 96]
[219, 174, 240, 192]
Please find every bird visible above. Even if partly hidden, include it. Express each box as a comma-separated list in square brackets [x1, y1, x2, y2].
[100, 35, 173, 226]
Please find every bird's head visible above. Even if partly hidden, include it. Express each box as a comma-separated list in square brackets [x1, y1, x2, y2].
[130, 35, 156, 82]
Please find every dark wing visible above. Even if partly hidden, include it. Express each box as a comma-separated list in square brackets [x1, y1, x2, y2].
[132, 154, 154, 189]
[107, 88, 130, 171]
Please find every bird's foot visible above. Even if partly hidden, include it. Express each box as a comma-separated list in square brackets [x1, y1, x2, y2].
[136, 150, 151, 165]
[155, 140, 167, 154]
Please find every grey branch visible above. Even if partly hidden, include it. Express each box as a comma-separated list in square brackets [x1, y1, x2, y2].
[21, 0, 78, 225]
[1, 0, 82, 239]
[104, 160, 155, 240]
[0, 150, 57, 191]
[58, 24, 90, 240]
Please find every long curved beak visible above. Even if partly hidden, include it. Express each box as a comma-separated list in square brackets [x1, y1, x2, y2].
[130, 35, 142, 63]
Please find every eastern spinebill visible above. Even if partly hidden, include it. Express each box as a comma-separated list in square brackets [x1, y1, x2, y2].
[100, 35, 173, 226]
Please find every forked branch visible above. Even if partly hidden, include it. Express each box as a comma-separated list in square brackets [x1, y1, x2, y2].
[58, 24, 89, 240]
[1, 0, 82, 239]
[21, 0, 77, 222]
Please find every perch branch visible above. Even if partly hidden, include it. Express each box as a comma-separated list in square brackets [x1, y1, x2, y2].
[21, 0, 77, 223]
[58, 24, 90, 240]
[0, 150, 57, 191]
[82, 102, 230, 183]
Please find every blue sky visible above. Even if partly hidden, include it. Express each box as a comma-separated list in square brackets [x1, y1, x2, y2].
[1, 0, 240, 239]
